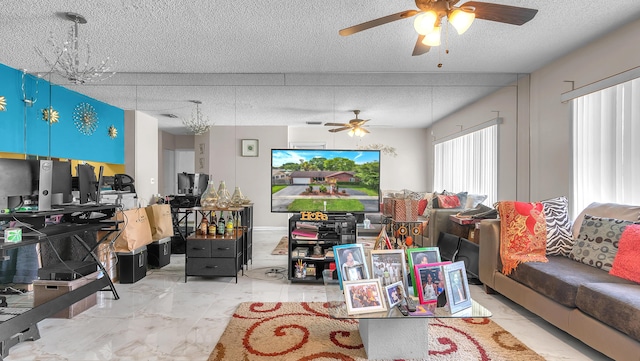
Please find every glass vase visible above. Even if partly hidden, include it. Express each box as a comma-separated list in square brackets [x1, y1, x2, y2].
[231, 186, 244, 206]
[200, 180, 218, 208]
[216, 181, 231, 208]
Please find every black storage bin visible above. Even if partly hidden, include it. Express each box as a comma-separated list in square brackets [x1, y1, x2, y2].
[148, 237, 171, 268]
[117, 246, 147, 284]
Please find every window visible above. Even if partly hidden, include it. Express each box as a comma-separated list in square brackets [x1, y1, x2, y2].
[572, 77, 640, 213]
[433, 123, 498, 205]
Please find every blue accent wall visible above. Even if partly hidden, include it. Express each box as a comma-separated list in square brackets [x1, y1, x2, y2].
[0, 63, 124, 163]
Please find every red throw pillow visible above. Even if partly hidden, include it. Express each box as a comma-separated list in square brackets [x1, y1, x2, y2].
[497, 201, 548, 275]
[609, 224, 640, 283]
[418, 199, 428, 215]
[437, 194, 460, 209]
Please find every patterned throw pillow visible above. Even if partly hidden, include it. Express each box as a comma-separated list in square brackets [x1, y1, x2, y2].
[609, 224, 640, 283]
[437, 194, 461, 208]
[569, 215, 638, 271]
[541, 196, 574, 257]
[497, 201, 548, 275]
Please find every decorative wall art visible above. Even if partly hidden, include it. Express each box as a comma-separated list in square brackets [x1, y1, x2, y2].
[0, 96, 6, 111]
[42, 107, 59, 123]
[241, 139, 259, 157]
[73, 102, 98, 135]
[108, 125, 118, 139]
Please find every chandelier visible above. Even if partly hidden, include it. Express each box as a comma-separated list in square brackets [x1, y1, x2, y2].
[182, 100, 213, 135]
[35, 12, 115, 84]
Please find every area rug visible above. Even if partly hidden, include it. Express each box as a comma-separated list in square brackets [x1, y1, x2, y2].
[271, 236, 289, 255]
[208, 302, 545, 361]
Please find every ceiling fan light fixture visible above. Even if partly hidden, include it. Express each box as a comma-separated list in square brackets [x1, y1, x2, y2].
[421, 26, 442, 47]
[348, 129, 355, 137]
[413, 11, 438, 35]
[449, 7, 475, 35]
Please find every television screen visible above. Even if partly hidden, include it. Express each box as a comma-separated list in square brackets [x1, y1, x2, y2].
[271, 149, 381, 213]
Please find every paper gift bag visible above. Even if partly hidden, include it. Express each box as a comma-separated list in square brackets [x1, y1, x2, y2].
[113, 208, 153, 252]
[145, 204, 174, 241]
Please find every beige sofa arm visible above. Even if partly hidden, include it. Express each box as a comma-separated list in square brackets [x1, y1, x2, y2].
[479, 219, 501, 289]
[426, 208, 463, 247]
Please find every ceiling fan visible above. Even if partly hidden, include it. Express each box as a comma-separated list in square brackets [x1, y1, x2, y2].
[339, 0, 538, 57]
[325, 110, 370, 137]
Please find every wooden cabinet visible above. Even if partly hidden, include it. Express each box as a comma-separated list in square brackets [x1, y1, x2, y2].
[288, 214, 356, 283]
[185, 231, 243, 283]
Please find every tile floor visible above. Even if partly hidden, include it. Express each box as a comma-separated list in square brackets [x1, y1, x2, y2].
[3, 229, 612, 360]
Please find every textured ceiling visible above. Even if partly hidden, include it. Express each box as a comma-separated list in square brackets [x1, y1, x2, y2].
[2, 0, 640, 134]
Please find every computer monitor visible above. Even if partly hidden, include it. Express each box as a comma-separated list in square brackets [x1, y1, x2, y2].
[0, 158, 33, 210]
[77, 163, 102, 204]
[28, 159, 73, 210]
[177, 172, 209, 196]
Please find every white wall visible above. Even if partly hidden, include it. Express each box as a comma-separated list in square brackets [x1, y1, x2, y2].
[125, 110, 159, 206]
[429, 18, 640, 212]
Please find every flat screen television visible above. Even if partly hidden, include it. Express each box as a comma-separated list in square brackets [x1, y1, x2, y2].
[271, 149, 381, 214]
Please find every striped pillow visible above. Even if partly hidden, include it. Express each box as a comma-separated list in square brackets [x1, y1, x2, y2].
[541, 196, 574, 256]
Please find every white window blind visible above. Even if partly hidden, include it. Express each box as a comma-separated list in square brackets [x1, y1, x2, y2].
[433, 124, 497, 205]
[572, 77, 640, 213]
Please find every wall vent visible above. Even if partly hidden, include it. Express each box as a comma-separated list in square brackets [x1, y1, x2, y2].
[306, 121, 322, 125]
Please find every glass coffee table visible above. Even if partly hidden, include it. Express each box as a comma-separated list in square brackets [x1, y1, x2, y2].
[323, 270, 491, 359]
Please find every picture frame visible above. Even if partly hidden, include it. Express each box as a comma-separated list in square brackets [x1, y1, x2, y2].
[384, 281, 405, 309]
[414, 261, 451, 305]
[369, 249, 409, 294]
[406, 247, 441, 296]
[343, 279, 388, 315]
[241, 139, 259, 157]
[442, 261, 472, 313]
[333, 243, 369, 289]
[344, 264, 366, 281]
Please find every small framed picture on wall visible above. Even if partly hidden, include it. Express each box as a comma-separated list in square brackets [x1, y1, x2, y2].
[242, 139, 259, 157]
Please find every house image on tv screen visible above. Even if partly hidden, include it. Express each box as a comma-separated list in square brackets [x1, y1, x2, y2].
[270, 149, 381, 213]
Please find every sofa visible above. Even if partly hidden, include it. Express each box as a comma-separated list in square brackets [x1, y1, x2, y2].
[479, 201, 640, 360]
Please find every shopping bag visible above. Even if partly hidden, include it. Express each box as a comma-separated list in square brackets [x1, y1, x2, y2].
[113, 208, 153, 252]
[145, 204, 174, 241]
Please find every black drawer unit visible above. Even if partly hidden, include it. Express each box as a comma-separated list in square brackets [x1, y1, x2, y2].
[148, 237, 171, 268]
[117, 246, 147, 284]
[185, 232, 243, 283]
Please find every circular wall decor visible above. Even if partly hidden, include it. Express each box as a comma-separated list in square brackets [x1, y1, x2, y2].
[42, 107, 59, 123]
[0, 96, 6, 111]
[73, 102, 98, 135]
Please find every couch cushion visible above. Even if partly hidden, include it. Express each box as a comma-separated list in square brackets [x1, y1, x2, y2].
[569, 215, 638, 271]
[572, 202, 640, 239]
[508, 256, 632, 308]
[610, 224, 640, 283]
[541, 196, 574, 257]
[576, 282, 640, 341]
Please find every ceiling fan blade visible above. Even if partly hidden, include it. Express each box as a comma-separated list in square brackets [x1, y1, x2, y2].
[329, 127, 351, 133]
[412, 35, 431, 56]
[463, 1, 538, 26]
[355, 119, 370, 126]
[339, 10, 419, 36]
[360, 128, 371, 134]
[325, 122, 350, 127]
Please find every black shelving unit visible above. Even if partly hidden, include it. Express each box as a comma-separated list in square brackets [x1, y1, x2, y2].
[287, 213, 356, 283]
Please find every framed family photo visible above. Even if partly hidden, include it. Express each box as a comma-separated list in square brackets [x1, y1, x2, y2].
[384, 281, 405, 308]
[406, 247, 441, 296]
[443, 261, 472, 313]
[333, 243, 368, 288]
[369, 249, 409, 292]
[414, 261, 451, 305]
[343, 279, 387, 315]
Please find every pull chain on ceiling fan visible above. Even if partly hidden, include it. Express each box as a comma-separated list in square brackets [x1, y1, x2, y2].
[339, 0, 538, 58]
[325, 110, 370, 137]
